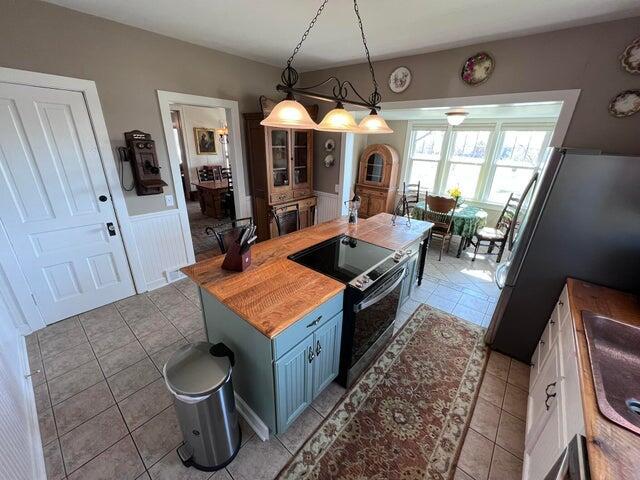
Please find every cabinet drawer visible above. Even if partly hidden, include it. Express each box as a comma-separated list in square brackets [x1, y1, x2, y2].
[537, 322, 551, 368]
[368, 189, 387, 198]
[529, 343, 541, 388]
[298, 197, 317, 209]
[270, 191, 294, 204]
[272, 293, 343, 360]
[293, 189, 311, 198]
[558, 285, 571, 326]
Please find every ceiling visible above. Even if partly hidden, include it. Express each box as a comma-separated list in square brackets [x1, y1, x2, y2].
[44, 0, 640, 71]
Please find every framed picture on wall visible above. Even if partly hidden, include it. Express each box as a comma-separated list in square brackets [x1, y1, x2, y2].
[194, 127, 217, 154]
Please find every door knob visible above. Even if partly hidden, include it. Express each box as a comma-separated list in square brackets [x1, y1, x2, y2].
[98, 195, 108, 202]
[106, 222, 117, 237]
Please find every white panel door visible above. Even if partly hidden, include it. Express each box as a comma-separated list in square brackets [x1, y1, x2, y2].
[0, 82, 135, 324]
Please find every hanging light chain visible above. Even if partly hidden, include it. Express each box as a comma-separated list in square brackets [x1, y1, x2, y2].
[286, 0, 330, 67]
[353, 0, 381, 106]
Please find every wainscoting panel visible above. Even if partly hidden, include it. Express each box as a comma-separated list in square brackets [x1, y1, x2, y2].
[130, 209, 190, 291]
[315, 191, 340, 224]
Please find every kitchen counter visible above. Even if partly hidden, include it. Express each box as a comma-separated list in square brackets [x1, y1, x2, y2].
[566, 278, 640, 480]
[182, 213, 433, 338]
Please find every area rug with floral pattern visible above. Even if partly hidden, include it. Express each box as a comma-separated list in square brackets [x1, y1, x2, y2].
[278, 304, 487, 480]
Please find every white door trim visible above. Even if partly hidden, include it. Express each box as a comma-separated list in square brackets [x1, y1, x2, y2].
[337, 89, 581, 204]
[0, 67, 147, 294]
[157, 90, 249, 263]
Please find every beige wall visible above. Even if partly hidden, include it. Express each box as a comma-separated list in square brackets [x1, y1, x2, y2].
[0, 0, 281, 215]
[307, 16, 640, 193]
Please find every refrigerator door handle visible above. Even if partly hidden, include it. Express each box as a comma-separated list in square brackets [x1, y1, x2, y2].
[495, 263, 509, 290]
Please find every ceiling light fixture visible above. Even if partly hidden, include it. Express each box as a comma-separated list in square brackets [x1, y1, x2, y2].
[261, 0, 391, 134]
[445, 110, 469, 126]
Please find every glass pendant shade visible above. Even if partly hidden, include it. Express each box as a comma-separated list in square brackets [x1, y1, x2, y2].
[358, 109, 393, 134]
[445, 110, 469, 126]
[317, 103, 360, 132]
[260, 99, 318, 129]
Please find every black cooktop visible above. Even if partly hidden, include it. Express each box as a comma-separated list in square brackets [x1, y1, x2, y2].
[288, 235, 393, 284]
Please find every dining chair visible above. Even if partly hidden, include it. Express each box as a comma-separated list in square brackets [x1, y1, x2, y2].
[204, 217, 253, 254]
[423, 194, 458, 261]
[220, 167, 235, 219]
[400, 181, 421, 216]
[272, 204, 300, 236]
[197, 165, 222, 182]
[470, 193, 520, 262]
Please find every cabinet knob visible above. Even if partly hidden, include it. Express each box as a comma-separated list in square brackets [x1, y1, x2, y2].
[558, 301, 564, 306]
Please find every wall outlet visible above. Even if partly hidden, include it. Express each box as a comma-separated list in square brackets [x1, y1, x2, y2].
[334, 184, 340, 193]
[165, 194, 174, 207]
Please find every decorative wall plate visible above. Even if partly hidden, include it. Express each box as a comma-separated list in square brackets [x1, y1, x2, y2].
[324, 138, 335, 152]
[608, 90, 640, 117]
[461, 52, 495, 86]
[323, 154, 335, 167]
[620, 36, 640, 74]
[389, 66, 411, 93]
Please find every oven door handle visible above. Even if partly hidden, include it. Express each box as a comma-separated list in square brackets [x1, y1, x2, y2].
[353, 268, 407, 313]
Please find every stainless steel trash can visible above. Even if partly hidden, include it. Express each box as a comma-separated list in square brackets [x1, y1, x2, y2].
[164, 342, 241, 471]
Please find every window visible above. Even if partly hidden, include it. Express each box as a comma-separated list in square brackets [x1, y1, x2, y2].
[444, 130, 491, 198]
[404, 121, 553, 205]
[487, 129, 550, 203]
[407, 129, 446, 192]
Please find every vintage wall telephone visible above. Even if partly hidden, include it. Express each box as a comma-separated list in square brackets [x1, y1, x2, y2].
[117, 130, 168, 196]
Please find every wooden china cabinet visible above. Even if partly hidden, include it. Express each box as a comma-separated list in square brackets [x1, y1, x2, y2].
[355, 144, 399, 218]
[244, 112, 317, 241]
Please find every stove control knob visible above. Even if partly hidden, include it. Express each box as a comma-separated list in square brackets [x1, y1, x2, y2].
[393, 250, 404, 261]
[355, 280, 364, 288]
[406, 249, 413, 256]
[361, 275, 370, 284]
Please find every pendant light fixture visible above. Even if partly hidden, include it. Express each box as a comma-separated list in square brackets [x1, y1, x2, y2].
[445, 109, 469, 126]
[261, 0, 391, 134]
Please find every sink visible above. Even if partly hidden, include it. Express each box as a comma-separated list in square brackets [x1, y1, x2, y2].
[582, 311, 640, 435]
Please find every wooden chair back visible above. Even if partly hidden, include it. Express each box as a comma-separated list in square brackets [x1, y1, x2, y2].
[402, 181, 421, 205]
[424, 194, 458, 232]
[272, 205, 300, 236]
[197, 165, 222, 182]
[496, 193, 520, 234]
[205, 217, 252, 253]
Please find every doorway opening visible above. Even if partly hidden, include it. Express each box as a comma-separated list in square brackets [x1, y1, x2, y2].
[340, 90, 579, 330]
[157, 91, 249, 264]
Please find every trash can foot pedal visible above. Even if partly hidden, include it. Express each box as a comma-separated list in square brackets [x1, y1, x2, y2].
[176, 430, 242, 472]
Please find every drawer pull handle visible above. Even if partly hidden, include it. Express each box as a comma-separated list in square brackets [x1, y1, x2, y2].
[558, 301, 564, 306]
[550, 320, 555, 325]
[308, 346, 315, 363]
[316, 340, 322, 356]
[545, 381, 557, 411]
[307, 316, 322, 328]
[540, 339, 545, 345]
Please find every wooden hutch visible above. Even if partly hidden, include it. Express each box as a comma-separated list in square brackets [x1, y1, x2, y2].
[244, 112, 317, 241]
[355, 144, 399, 218]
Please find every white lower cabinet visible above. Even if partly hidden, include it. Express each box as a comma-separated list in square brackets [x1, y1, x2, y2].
[523, 285, 585, 480]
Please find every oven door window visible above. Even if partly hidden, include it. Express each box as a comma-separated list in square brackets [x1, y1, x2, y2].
[351, 268, 405, 367]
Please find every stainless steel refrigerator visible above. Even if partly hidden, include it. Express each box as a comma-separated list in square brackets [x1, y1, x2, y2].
[486, 148, 640, 363]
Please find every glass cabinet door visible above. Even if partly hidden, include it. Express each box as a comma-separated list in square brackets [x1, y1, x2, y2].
[292, 130, 310, 189]
[270, 129, 290, 189]
[365, 153, 385, 183]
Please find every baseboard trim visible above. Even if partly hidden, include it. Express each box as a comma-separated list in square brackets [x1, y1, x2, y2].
[20, 337, 47, 480]
[235, 393, 269, 441]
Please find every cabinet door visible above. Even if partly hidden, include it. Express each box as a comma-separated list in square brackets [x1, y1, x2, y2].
[399, 253, 417, 306]
[368, 195, 386, 216]
[291, 129, 312, 194]
[523, 395, 565, 480]
[274, 336, 314, 432]
[266, 128, 291, 193]
[358, 193, 370, 218]
[312, 314, 343, 398]
[526, 341, 561, 445]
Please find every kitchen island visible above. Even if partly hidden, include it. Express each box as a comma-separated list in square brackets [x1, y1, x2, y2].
[181, 213, 433, 437]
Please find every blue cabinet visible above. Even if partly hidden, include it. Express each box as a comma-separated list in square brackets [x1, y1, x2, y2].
[274, 336, 314, 432]
[274, 313, 342, 432]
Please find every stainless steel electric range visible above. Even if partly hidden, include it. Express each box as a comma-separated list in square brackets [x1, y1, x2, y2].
[289, 234, 414, 387]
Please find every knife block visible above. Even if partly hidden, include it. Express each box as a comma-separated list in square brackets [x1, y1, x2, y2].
[221, 241, 252, 272]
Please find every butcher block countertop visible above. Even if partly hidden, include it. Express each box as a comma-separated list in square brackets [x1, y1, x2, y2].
[566, 278, 640, 480]
[182, 213, 433, 338]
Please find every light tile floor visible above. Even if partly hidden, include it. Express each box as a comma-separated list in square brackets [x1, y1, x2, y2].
[27, 238, 515, 480]
[455, 350, 530, 480]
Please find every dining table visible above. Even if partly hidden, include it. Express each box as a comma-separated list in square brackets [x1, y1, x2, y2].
[192, 180, 229, 219]
[411, 201, 489, 257]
